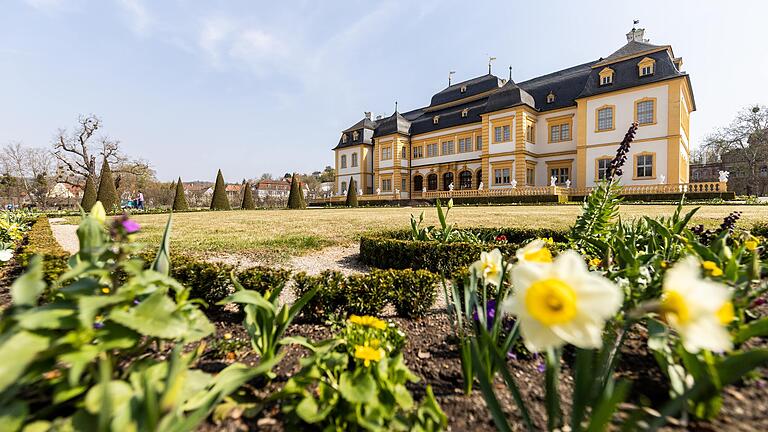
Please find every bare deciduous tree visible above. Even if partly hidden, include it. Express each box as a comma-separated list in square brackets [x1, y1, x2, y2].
[702, 105, 768, 195]
[53, 114, 150, 187]
[0, 142, 55, 207]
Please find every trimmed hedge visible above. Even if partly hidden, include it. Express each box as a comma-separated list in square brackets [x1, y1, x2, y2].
[293, 268, 439, 322]
[360, 228, 567, 275]
[17, 216, 71, 283]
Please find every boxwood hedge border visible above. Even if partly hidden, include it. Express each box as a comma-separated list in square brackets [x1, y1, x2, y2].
[359, 227, 568, 275]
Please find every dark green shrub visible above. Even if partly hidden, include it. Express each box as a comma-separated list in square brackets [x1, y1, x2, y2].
[387, 269, 440, 318]
[287, 173, 306, 209]
[172, 176, 189, 211]
[237, 265, 290, 293]
[17, 216, 70, 283]
[345, 177, 358, 207]
[80, 175, 97, 211]
[360, 227, 567, 275]
[293, 270, 346, 322]
[345, 271, 389, 316]
[752, 222, 768, 238]
[210, 169, 231, 210]
[95, 158, 119, 212]
[241, 181, 256, 210]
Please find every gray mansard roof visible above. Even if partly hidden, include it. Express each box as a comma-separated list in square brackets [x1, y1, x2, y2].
[340, 33, 693, 145]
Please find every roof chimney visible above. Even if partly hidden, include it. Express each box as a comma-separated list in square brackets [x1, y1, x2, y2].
[375, 115, 382, 120]
[364, 111, 371, 119]
[626, 27, 647, 43]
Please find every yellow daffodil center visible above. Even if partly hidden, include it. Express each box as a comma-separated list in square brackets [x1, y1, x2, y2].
[354, 345, 384, 367]
[348, 315, 387, 330]
[524, 247, 553, 263]
[525, 278, 577, 325]
[745, 240, 758, 251]
[702, 261, 723, 277]
[589, 257, 602, 267]
[716, 301, 734, 325]
[661, 290, 690, 325]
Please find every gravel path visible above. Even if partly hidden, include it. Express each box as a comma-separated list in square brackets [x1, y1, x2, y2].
[48, 219, 79, 254]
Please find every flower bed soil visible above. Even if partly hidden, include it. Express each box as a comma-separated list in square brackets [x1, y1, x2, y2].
[198, 308, 768, 431]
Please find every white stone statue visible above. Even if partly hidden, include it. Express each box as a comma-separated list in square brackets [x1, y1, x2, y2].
[565, 179, 571, 188]
[394, 188, 400, 196]
[343, 189, 347, 196]
[448, 182, 454, 191]
[358, 189, 363, 196]
[376, 187, 381, 195]
[478, 181, 484, 190]
[718, 170, 730, 183]
[658, 174, 666, 185]
[550, 176, 557, 187]
[511, 178, 517, 188]
[422, 187, 427, 193]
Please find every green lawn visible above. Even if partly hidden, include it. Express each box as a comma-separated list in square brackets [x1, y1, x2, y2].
[114, 204, 766, 263]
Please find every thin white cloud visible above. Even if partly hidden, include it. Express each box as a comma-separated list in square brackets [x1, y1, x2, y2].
[117, 0, 151, 36]
[197, 17, 287, 75]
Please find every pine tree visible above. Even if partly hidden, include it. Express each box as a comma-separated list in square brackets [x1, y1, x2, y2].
[80, 175, 97, 211]
[96, 158, 119, 212]
[287, 173, 306, 209]
[172, 176, 189, 211]
[210, 169, 231, 210]
[345, 177, 358, 207]
[241, 181, 255, 209]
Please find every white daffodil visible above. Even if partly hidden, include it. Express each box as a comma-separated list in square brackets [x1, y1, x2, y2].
[0, 249, 12, 262]
[503, 250, 622, 352]
[660, 256, 733, 353]
[470, 249, 506, 286]
[515, 239, 553, 264]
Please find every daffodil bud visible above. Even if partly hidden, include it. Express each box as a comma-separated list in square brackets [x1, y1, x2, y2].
[90, 201, 106, 224]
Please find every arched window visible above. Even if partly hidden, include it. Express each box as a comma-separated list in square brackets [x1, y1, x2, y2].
[413, 175, 423, 191]
[459, 171, 472, 189]
[340, 155, 347, 168]
[476, 169, 483, 188]
[442, 172, 454, 191]
[427, 174, 438, 191]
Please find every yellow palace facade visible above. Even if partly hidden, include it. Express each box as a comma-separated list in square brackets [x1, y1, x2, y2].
[332, 27, 695, 199]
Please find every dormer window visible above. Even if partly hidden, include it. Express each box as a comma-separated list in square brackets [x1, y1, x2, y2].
[461, 108, 469, 118]
[352, 131, 359, 140]
[546, 91, 555, 103]
[433, 115, 440, 124]
[638, 57, 655, 77]
[342, 133, 348, 143]
[598, 67, 614, 86]
[460, 85, 467, 93]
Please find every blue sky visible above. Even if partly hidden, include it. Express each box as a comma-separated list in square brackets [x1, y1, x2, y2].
[1, 0, 766, 182]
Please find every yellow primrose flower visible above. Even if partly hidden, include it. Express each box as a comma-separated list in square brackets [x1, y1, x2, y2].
[223, 332, 233, 340]
[101, 287, 110, 294]
[354, 344, 385, 367]
[701, 260, 723, 277]
[90, 201, 106, 224]
[516, 240, 553, 264]
[348, 315, 387, 330]
[502, 250, 622, 352]
[660, 256, 733, 353]
[471, 249, 507, 286]
[589, 257, 602, 267]
[745, 239, 759, 251]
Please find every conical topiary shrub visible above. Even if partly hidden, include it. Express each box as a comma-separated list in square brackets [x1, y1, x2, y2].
[287, 173, 306, 209]
[80, 175, 97, 211]
[241, 182, 255, 210]
[210, 169, 231, 210]
[96, 158, 119, 212]
[172, 176, 188, 211]
[345, 177, 358, 207]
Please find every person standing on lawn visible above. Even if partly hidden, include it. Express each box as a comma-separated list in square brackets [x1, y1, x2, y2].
[137, 190, 145, 210]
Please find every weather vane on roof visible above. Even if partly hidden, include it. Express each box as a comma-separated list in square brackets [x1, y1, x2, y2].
[394, 101, 398, 113]
[488, 56, 497, 75]
[448, 70, 456, 86]
[633, 19, 640, 29]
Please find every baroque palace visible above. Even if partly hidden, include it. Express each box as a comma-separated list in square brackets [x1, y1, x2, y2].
[332, 27, 695, 199]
